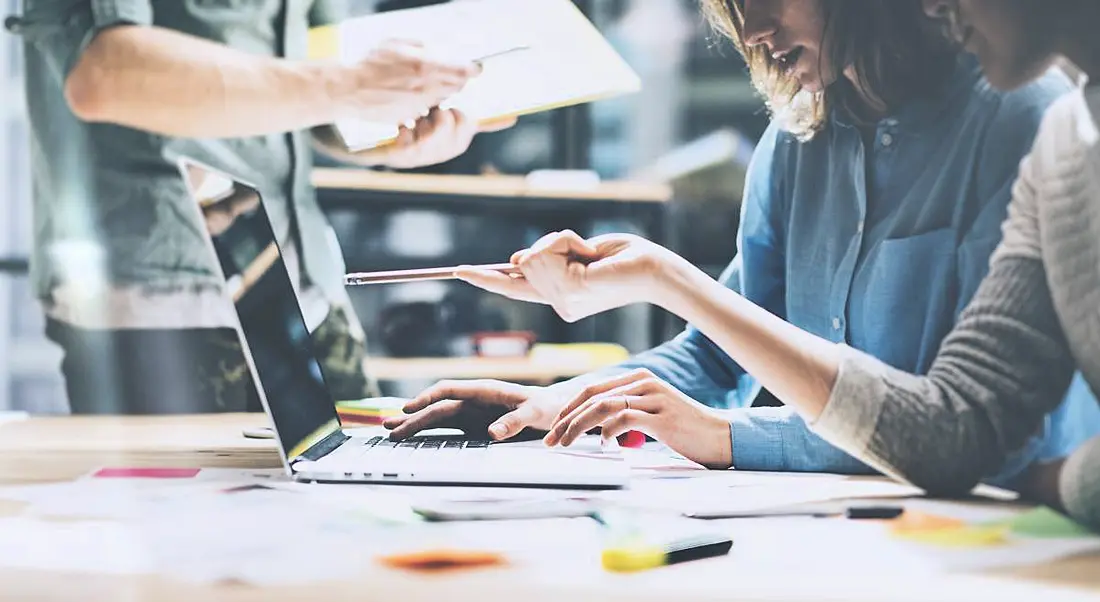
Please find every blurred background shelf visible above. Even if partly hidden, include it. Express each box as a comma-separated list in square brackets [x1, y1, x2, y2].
[365, 354, 620, 385]
[313, 168, 671, 203]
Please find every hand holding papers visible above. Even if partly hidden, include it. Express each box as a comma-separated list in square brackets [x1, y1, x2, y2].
[309, 0, 642, 151]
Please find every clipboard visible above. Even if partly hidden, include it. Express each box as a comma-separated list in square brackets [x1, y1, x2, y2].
[308, 0, 642, 151]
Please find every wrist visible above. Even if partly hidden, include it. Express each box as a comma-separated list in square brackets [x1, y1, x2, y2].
[296, 60, 357, 122]
[704, 411, 734, 469]
[649, 252, 703, 314]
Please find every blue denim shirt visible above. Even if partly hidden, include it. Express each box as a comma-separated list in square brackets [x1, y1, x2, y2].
[616, 57, 1100, 486]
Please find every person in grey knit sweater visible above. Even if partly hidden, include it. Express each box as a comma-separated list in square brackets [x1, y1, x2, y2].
[390, 0, 1100, 529]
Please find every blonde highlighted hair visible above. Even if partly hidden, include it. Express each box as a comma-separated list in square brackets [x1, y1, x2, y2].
[700, 0, 958, 141]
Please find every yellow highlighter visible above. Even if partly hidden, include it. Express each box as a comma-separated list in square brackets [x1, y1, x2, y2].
[601, 534, 733, 573]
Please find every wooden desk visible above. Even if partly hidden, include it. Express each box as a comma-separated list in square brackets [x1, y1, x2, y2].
[1, 414, 1098, 602]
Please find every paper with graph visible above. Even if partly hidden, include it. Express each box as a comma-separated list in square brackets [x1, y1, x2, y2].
[308, 0, 642, 151]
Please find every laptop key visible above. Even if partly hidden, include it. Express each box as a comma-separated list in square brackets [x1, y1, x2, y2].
[442, 441, 464, 449]
[466, 440, 491, 448]
[420, 440, 443, 449]
[364, 436, 383, 447]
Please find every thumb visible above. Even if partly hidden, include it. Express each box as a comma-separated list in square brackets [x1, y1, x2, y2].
[549, 230, 601, 260]
[488, 404, 539, 441]
[478, 116, 518, 133]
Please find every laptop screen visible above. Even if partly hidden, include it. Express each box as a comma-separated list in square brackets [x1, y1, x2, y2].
[180, 160, 342, 462]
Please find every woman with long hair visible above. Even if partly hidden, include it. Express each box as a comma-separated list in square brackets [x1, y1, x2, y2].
[386, 0, 1100, 491]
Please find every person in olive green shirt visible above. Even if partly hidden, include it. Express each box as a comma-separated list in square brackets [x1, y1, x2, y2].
[9, 0, 509, 414]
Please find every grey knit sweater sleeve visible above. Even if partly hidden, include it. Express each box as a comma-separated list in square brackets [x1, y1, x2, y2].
[811, 88, 1100, 529]
[813, 254, 1077, 495]
[807, 87, 1100, 532]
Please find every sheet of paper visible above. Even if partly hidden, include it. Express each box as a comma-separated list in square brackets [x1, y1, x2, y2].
[316, 0, 641, 150]
[0, 518, 154, 576]
[598, 472, 923, 518]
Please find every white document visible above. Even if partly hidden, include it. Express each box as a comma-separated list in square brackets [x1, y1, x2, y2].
[600, 472, 924, 518]
[0, 518, 154, 576]
[315, 0, 641, 150]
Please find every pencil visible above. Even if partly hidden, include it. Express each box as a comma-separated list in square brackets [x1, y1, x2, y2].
[344, 263, 521, 286]
[474, 45, 531, 65]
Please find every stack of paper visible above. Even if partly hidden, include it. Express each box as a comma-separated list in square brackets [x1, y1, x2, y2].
[308, 0, 642, 150]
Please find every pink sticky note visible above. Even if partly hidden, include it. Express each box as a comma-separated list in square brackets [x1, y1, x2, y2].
[93, 467, 202, 479]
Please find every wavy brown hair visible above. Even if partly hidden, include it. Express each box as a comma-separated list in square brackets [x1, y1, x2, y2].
[701, 0, 958, 140]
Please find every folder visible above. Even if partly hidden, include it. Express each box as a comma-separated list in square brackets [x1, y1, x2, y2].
[308, 0, 642, 151]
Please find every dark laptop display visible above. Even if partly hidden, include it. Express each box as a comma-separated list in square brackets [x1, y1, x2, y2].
[181, 161, 342, 462]
[177, 158, 628, 488]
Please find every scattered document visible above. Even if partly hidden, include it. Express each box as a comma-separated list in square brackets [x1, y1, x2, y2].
[601, 473, 923, 518]
[0, 518, 154, 576]
[308, 0, 641, 150]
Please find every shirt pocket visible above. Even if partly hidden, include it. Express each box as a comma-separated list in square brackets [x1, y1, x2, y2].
[860, 227, 958, 372]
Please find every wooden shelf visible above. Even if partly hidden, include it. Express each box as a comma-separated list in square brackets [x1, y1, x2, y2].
[365, 355, 619, 384]
[313, 168, 671, 204]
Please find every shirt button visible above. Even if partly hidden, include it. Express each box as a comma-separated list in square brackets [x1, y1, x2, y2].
[881, 133, 894, 147]
[832, 317, 842, 330]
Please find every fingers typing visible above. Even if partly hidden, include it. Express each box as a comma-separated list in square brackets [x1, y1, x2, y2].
[387, 399, 463, 440]
[599, 409, 651, 443]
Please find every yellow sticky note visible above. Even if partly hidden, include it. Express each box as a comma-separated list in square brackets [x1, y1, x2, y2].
[888, 510, 1008, 548]
[889, 510, 966, 534]
[307, 25, 340, 60]
[893, 524, 1009, 547]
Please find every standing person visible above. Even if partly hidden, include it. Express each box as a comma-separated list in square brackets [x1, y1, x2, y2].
[7, 0, 509, 414]
[384, 0, 1100, 490]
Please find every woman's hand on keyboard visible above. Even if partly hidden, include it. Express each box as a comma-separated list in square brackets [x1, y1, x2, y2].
[544, 369, 733, 469]
[383, 379, 565, 441]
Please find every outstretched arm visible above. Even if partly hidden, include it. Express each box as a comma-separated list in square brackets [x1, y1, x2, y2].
[19, 1, 475, 138]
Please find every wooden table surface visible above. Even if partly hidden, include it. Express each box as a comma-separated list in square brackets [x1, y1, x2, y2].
[0, 414, 1098, 602]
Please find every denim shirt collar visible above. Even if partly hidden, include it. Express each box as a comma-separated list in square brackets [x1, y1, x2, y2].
[830, 53, 982, 133]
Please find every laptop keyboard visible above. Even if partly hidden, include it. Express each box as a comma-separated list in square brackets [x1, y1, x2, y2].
[327, 435, 492, 463]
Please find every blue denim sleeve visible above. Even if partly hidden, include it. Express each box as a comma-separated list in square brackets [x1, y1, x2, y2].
[612, 124, 788, 409]
[728, 406, 876, 473]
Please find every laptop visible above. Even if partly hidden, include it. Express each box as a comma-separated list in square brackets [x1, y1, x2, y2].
[178, 158, 628, 489]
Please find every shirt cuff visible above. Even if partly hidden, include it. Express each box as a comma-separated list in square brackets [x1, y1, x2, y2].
[728, 408, 785, 470]
[1059, 435, 1100, 531]
[810, 345, 887, 458]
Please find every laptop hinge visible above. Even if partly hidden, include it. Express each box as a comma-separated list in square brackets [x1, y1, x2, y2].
[297, 429, 350, 462]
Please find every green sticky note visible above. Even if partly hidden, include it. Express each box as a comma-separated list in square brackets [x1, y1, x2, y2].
[1006, 507, 1094, 538]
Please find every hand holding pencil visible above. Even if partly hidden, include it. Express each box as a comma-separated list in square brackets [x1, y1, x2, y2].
[344, 262, 521, 286]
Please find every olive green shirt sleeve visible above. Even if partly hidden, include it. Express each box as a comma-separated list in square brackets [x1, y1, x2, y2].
[18, 0, 153, 79]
